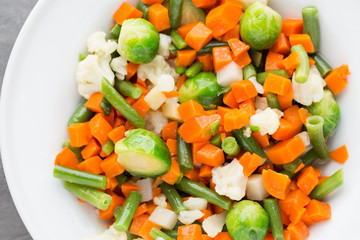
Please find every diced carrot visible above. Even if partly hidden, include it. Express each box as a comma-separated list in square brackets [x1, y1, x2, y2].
[296, 166, 319, 195]
[67, 122, 92, 147]
[263, 73, 292, 96]
[223, 108, 249, 132]
[160, 122, 178, 142]
[284, 229, 292, 240]
[89, 114, 113, 145]
[318, 176, 329, 184]
[178, 100, 205, 122]
[282, 19, 303, 36]
[99, 193, 124, 220]
[184, 168, 200, 182]
[125, 120, 135, 131]
[223, 90, 239, 108]
[178, 224, 203, 240]
[106, 176, 118, 191]
[185, 22, 213, 51]
[270, 33, 291, 55]
[227, 38, 250, 67]
[308, 56, 316, 67]
[287, 221, 309, 240]
[262, 169, 291, 200]
[141, 0, 164, 5]
[199, 165, 213, 178]
[222, 25, 240, 42]
[252, 132, 270, 148]
[55, 147, 79, 169]
[125, 97, 136, 106]
[197, 54, 214, 72]
[239, 152, 266, 176]
[178, 22, 199, 39]
[163, 91, 181, 98]
[277, 85, 294, 111]
[212, 47, 232, 72]
[294, 163, 305, 174]
[230, 80, 258, 103]
[81, 138, 101, 159]
[192, 141, 209, 164]
[113, 2, 143, 25]
[175, 50, 197, 67]
[108, 125, 126, 144]
[267, 136, 306, 165]
[100, 153, 125, 178]
[132, 96, 150, 117]
[130, 214, 149, 236]
[257, 163, 274, 174]
[330, 145, 348, 164]
[279, 189, 311, 216]
[324, 65, 350, 95]
[126, 62, 139, 80]
[281, 209, 291, 226]
[161, 157, 181, 185]
[77, 156, 103, 175]
[148, 3, 170, 32]
[121, 182, 141, 198]
[134, 203, 149, 218]
[217, 106, 231, 126]
[239, 98, 256, 117]
[265, 52, 284, 72]
[166, 139, 177, 157]
[197, 144, 225, 167]
[234, 52, 252, 68]
[192, 0, 217, 8]
[289, 207, 306, 224]
[153, 187, 161, 198]
[272, 105, 303, 141]
[135, 83, 150, 97]
[213, 232, 231, 240]
[85, 92, 104, 113]
[99, 150, 109, 158]
[202, 234, 214, 240]
[289, 34, 315, 53]
[264, 233, 274, 240]
[277, 52, 300, 76]
[289, 179, 299, 192]
[305, 199, 331, 222]
[298, 108, 311, 125]
[113, 117, 126, 128]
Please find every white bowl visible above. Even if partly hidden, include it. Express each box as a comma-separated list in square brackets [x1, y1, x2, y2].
[1, 0, 359, 239]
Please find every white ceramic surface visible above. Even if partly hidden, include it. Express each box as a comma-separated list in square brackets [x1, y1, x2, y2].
[1, 0, 359, 239]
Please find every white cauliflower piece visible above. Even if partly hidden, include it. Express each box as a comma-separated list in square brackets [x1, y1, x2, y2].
[216, 61, 243, 87]
[158, 34, 172, 59]
[250, 107, 283, 135]
[246, 174, 269, 201]
[202, 211, 227, 238]
[149, 207, 178, 230]
[144, 87, 168, 111]
[178, 210, 204, 225]
[183, 198, 208, 210]
[293, 66, 326, 106]
[154, 194, 167, 208]
[212, 159, 248, 201]
[243, 127, 252, 137]
[248, 76, 264, 94]
[110, 56, 128, 80]
[135, 178, 154, 202]
[157, 74, 175, 92]
[87, 31, 117, 57]
[87, 225, 126, 240]
[144, 110, 168, 136]
[254, 96, 268, 111]
[138, 55, 179, 85]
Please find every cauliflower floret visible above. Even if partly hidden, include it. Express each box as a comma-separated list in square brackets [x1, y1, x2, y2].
[212, 159, 248, 201]
[157, 74, 175, 92]
[87, 31, 118, 56]
[158, 34, 172, 59]
[216, 61, 243, 87]
[135, 178, 154, 202]
[243, 126, 252, 137]
[248, 76, 264, 94]
[254, 96, 268, 111]
[149, 206, 178, 230]
[87, 225, 126, 240]
[202, 211, 227, 238]
[178, 210, 204, 225]
[183, 198, 208, 210]
[154, 194, 167, 208]
[110, 56, 128, 80]
[293, 66, 326, 106]
[250, 107, 283, 135]
[144, 87, 168, 111]
[246, 174, 269, 201]
[138, 55, 179, 85]
[144, 110, 169, 136]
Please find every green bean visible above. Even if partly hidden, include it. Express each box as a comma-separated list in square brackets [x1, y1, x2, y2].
[305, 116, 330, 160]
[136, 1, 150, 20]
[102, 139, 114, 155]
[210, 133, 222, 148]
[197, 41, 229, 55]
[169, 44, 178, 56]
[243, 64, 257, 80]
[222, 137, 241, 156]
[301, 149, 318, 166]
[232, 129, 267, 158]
[266, 93, 281, 110]
[256, 70, 290, 85]
[282, 158, 303, 179]
[116, 174, 128, 189]
[54, 165, 107, 190]
[114, 79, 142, 99]
[150, 228, 174, 240]
[63, 181, 112, 210]
[309, 169, 343, 200]
[176, 171, 184, 184]
[62, 139, 84, 162]
[113, 206, 122, 219]
[249, 49, 263, 68]
[101, 96, 112, 116]
[161, 182, 187, 214]
[169, 0, 184, 29]
[311, 52, 333, 78]
[175, 67, 187, 74]
[102, 78, 145, 128]
[113, 191, 142, 231]
[127, 232, 139, 240]
[263, 199, 284, 240]
[185, 62, 203, 78]
[302, 6, 320, 52]
[177, 132, 194, 173]
[171, 30, 187, 49]
[206, 120, 220, 136]
[250, 125, 260, 132]
[68, 99, 94, 125]
[175, 177, 232, 210]
[291, 44, 310, 83]
[110, 24, 122, 39]
[79, 53, 87, 62]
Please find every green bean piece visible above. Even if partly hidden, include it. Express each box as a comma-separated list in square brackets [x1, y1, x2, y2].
[110, 24, 122, 39]
[311, 53, 333, 78]
[102, 139, 114, 155]
[217, 87, 231, 97]
[197, 41, 229, 55]
[210, 133, 222, 148]
[150, 228, 174, 240]
[102, 78, 145, 128]
[54, 165, 107, 190]
[127, 232, 139, 240]
[250, 125, 260, 132]
[169, 44, 178, 56]
[222, 137, 241, 156]
[249, 49, 263, 68]
[170, 0, 184, 29]
[243, 64, 257, 80]
[309, 169, 343, 200]
[161, 182, 187, 214]
[302, 6, 320, 52]
[305, 116, 330, 160]
[175, 177, 232, 210]
[263, 199, 284, 240]
[256, 70, 290, 85]
[62, 139, 84, 162]
[266, 93, 281, 110]
[116, 174, 128, 189]
[79, 53, 87, 62]
[177, 132, 194, 173]
[136, 1, 150, 20]
[282, 158, 303, 179]
[171, 31, 187, 49]
[185, 62, 203, 78]
[301, 149, 318, 166]
[232, 129, 267, 158]
[68, 99, 94, 125]
[175, 67, 187, 74]
[101, 97, 112, 116]
[114, 79, 142, 100]
[291, 44, 310, 83]
[113, 191, 142, 231]
[63, 181, 112, 210]
[176, 171, 184, 184]
[113, 206, 122, 219]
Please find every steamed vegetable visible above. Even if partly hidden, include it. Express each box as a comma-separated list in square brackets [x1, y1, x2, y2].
[306, 116, 330, 160]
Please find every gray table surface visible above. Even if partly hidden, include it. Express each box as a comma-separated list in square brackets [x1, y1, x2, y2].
[1, 0, 38, 239]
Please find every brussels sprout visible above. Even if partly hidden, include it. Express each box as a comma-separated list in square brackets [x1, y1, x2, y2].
[240, 2, 282, 50]
[179, 72, 223, 109]
[226, 200, 269, 240]
[115, 129, 171, 178]
[306, 90, 340, 137]
[118, 18, 160, 64]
